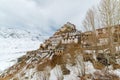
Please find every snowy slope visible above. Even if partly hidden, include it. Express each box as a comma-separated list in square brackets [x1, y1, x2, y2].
[0, 23, 120, 80]
[0, 27, 48, 71]
[0, 27, 42, 40]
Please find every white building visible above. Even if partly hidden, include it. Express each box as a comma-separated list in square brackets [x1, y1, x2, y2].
[61, 35, 80, 44]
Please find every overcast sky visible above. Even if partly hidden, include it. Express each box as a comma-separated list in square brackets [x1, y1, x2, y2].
[0, 0, 100, 35]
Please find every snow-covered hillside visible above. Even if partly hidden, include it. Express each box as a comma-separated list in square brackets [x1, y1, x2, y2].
[0, 27, 48, 71]
[0, 23, 120, 80]
[0, 27, 43, 40]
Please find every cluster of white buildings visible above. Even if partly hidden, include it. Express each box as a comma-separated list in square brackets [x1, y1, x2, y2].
[38, 23, 120, 56]
[39, 22, 81, 56]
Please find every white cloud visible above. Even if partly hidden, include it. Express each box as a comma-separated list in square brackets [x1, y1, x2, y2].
[0, 0, 100, 35]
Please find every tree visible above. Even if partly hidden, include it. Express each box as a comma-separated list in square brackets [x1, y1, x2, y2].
[83, 0, 120, 53]
[82, 8, 96, 31]
[82, 7, 98, 56]
[75, 55, 85, 77]
[98, 0, 120, 26]
[98, 0, 120, 55]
